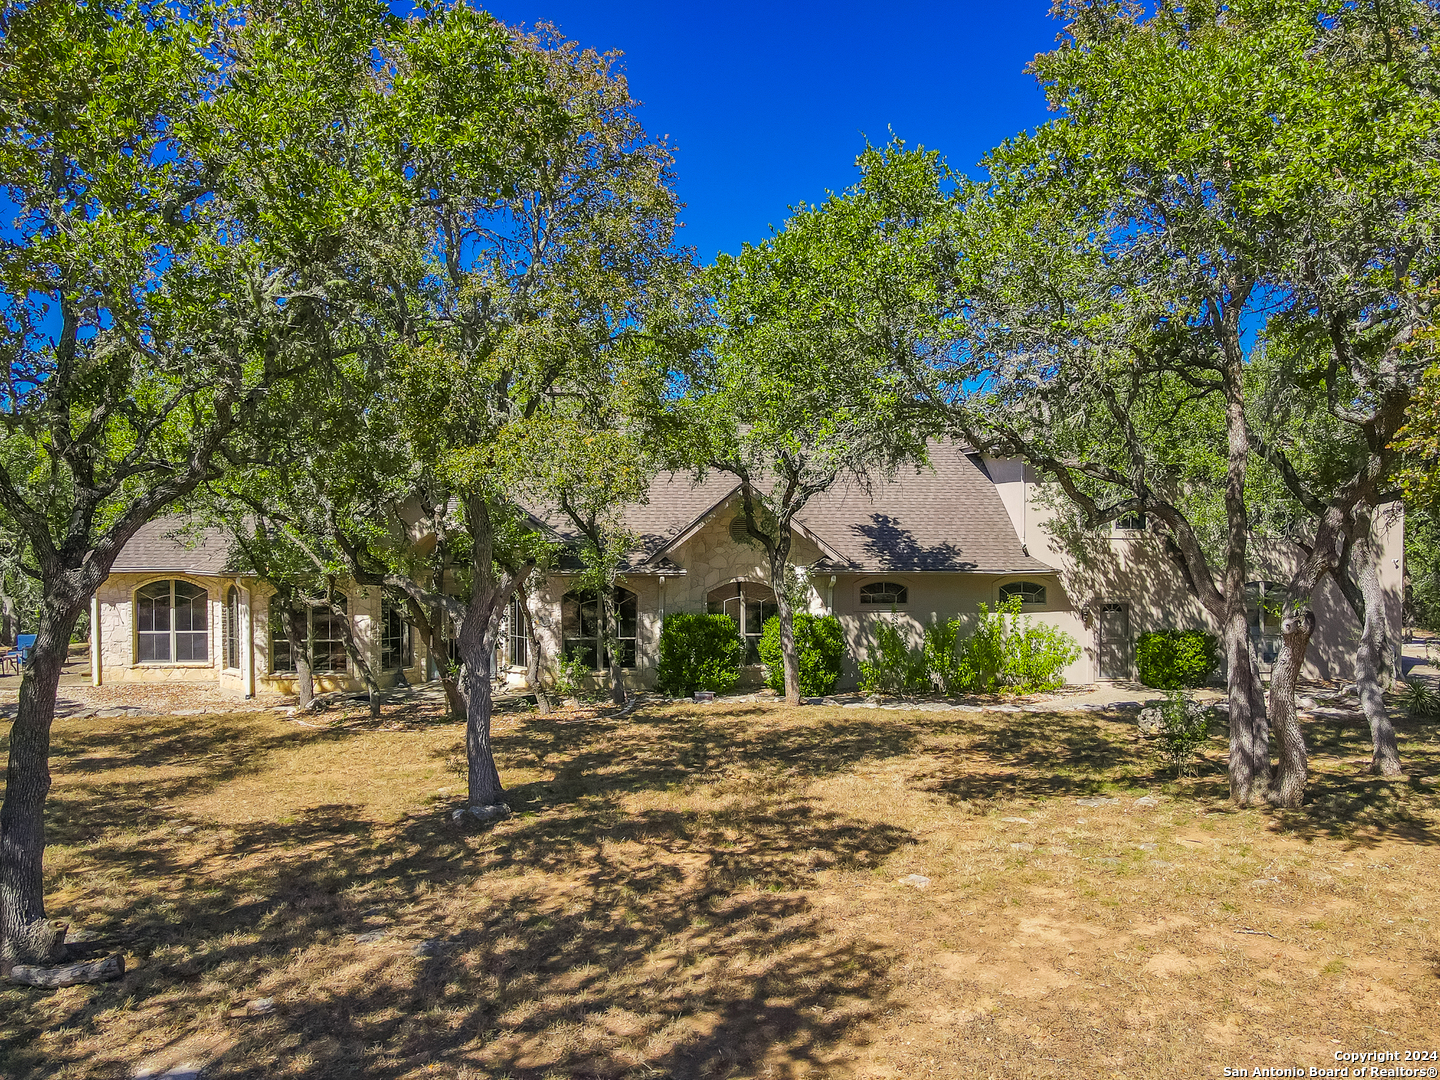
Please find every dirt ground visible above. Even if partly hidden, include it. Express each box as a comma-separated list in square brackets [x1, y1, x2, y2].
[2, 694, 1437, 1079]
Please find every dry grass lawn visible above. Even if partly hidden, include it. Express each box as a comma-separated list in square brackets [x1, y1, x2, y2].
[2, 696, 1439, 1079]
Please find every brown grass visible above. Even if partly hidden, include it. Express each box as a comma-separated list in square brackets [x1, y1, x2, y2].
[3, 697, 1439, 1079]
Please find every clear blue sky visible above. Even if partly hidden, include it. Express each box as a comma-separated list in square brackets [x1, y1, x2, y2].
[478, 2, 1061, 263]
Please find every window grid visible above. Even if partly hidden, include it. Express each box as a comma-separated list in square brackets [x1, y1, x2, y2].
[562, 588, 637, 671]
[381, 600, 412, 671]
[859, 582, 908, 606]
[136, 580, 209, 664]
[999, 581, 1047, 606]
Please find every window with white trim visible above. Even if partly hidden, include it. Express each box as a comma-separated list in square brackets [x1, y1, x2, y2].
[859, 581, 908, 606]
[999, 581, 1047, 606]
[136, 580, 209, 663]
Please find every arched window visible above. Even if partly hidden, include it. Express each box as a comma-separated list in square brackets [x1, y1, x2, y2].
[136, 580, 209, 663]
[507, 593, 528, 669]
[999, 581, 1047, 606]
[562, 587, 638, 670]
[224, 586, 240, 670]
[706, 582, 776, 664]
[859, 581, 908, 606]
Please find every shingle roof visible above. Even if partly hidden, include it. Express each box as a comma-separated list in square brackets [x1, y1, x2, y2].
[539, 443, 1054, 575]
[110, 517, 234, 575]
[793, 444, 1054, 573]
[116, 446, 1052, 580]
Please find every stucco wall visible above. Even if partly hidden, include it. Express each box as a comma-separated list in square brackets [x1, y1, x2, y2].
[993, 459, 1405, 684]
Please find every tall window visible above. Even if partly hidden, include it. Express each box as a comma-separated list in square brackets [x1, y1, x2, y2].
[999, 581, 1047, 606]
[381, 599, 412, 671]
[508, 594, 528, 668]
[859, 581, 908, 606]
[562, 587, 637, 670]
[268, 594, 349, 675]
[706, 582, 776, 664]
[1246, 581, 1284, 664]
[312, 598, 348, 674]
[136, 580, 208, 663]
[224, 586, 240, 670]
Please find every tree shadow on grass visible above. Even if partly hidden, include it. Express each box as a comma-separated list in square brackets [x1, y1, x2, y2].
[1266, 714, 1440, 848]
[2, 707, 915, 1080]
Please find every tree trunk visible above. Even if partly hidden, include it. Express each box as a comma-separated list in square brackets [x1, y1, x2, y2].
[768, 546, 800, 706]
[1219, 315, 1268, 805]
[283, 602, 313, 709]
[601, 586, 625, 706]
[1355, 543, 1403, 776]
[519, 584, 553, 715]
[1224, 610, 1269, 804]
[1, 603, 81, 966]
[334, 601, 382, 719]
[1267, 611, 1314, 807]
[458, 587, 508, 808]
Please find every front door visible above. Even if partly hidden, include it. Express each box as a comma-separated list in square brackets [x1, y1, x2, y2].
[1099, 602, 1132, 679]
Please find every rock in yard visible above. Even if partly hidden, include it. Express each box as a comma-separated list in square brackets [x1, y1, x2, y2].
[1132, 795, 1160, 808]
[354, 930, 388, 944]
[135, 1065, 205, 1080]
[247, 997, 275, 1016]
[692, 691, 716, 702]
[411, 940, 449, 957]
[1001, 816, 1032, 824]
[801, 696, 824, 705]
[1075, 797, 1120, 808]
[898, 873, 931, 890]
[1137, 700, 1206, 736]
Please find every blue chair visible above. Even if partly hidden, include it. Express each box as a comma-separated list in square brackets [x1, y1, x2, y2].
[2, 634, 36, 676]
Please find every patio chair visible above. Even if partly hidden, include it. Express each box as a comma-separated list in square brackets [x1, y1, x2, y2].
[1, 633, 37, 676]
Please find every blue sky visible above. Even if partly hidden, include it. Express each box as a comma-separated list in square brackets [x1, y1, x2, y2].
[478, 2, 1061, 263]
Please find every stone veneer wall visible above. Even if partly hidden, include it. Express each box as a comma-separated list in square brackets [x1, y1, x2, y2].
[95, 572, 237, 686]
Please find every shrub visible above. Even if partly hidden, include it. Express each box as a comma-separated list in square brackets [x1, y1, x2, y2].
[656, 613, 746, 696]
[858, 618, 929, 695]
[1156, 689, 1210, 777]
[758, 613, 846, 696]
[923, 618, 973, 696]
[958, 597, 1080, 693]
[1136, 629, 1220, 689]
[551, 651, 592, 699]
[860, 598, 1079, 696]
[1400, 679, 1440, 720]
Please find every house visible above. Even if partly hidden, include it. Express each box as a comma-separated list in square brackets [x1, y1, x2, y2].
[89, 444, 1403, 695]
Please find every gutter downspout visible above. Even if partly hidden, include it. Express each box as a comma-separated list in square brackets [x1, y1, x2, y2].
[90, 595, 101, 687]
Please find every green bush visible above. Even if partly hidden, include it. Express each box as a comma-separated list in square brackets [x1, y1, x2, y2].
[656, 613, 746, 696]
[958, 597, 1079, 693]
[1156, 690, 1211, 777]
[758, 613, 846, 696]
[857, 599, 1080, 697]
[858, 618, 930, 695]
[923, 618, 973, 696]
[1136, 629, 1220, 689]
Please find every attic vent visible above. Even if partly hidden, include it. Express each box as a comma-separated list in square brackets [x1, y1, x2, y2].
[729, 514, 765, 547]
